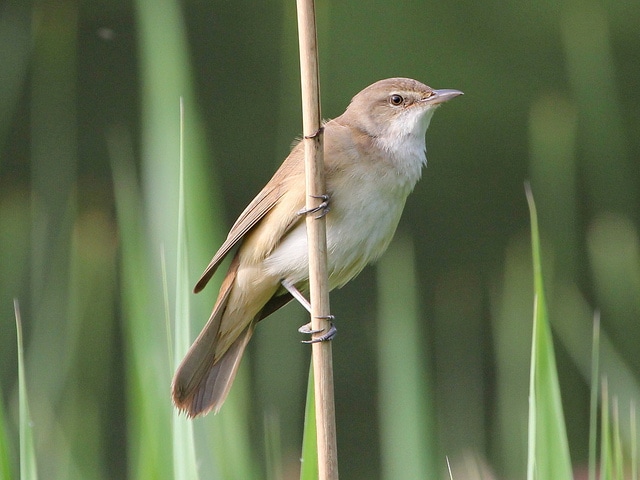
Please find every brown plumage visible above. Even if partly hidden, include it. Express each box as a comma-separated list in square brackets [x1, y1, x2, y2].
[171, 78, 462, 417]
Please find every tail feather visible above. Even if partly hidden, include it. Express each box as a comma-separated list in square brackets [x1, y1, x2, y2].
[172, 253, 286, 417]
[176, 324, 255, 417]
[172, 254, 246, 417]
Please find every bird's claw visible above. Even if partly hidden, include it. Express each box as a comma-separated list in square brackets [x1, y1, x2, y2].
[297, 194, 330, 219]
[304, 126, 324, 139]
[298, 322, 324, 335]
[299, 317, 337, 344]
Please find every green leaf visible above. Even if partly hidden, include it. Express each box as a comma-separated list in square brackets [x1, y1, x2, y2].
[300, 362, 318, 480]
[15, 300, 38, 480]
[377, 236, 436, 478]
[525, 184, 573, 480]
[588, 313, 601, 480]
[172, 99, 200, 480]
[0, 385, 12, 480]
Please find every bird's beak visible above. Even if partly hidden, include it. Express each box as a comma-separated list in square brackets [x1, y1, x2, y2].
[423, 89, 464, 106]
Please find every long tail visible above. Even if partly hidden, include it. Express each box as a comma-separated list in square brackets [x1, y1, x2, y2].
[172, 255, 254, 417]
[172, 323, 254, 417]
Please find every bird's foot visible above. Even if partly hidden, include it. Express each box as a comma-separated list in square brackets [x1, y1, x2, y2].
[299, 316, 337, 343]
[297, 194, 330, 219]
[281, 279, 336, 343]
[304, 126, 324, 139]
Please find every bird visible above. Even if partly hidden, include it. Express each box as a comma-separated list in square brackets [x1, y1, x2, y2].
[172, 77, 462, 417]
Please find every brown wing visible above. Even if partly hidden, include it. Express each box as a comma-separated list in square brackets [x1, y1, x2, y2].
[194, 145, 305, 293]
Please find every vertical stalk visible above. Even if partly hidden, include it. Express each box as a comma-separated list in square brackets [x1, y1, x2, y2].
[295, 0, 339, 478]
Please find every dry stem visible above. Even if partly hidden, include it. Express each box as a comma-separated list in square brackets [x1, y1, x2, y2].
[295, 0, 339, 478]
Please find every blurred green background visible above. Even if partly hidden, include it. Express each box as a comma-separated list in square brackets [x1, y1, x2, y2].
[1, 0, 639, 478]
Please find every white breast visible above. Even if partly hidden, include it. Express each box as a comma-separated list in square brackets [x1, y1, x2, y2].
[263, 106, 433, 289]
[264, 142, 426, 289]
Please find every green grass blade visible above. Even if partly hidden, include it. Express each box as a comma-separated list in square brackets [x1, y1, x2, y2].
[300, 362, 318, 480]
[134, 1, 259, 476]
[0, 382, 12, 480]
[525, 184, 573, 480]
[172, 99, 199, 480]
[526, 294, 538, 480]
[14, 300, 38, 480]
[377, 235, 435, 478]
[631, 401, 637, 480]
[589, 312, 601, 480]
[109, 131, 172, 480]
[601, 379, 612, 480]
[613, 398, 623, 479]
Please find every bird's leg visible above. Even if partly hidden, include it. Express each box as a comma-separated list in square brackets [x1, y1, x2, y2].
[281, 279, 312, 313]
[297, 194, 330, 219]
[281, 279, 337, 343]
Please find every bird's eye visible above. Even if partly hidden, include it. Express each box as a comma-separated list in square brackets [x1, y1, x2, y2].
[389, 94, 404, 106]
